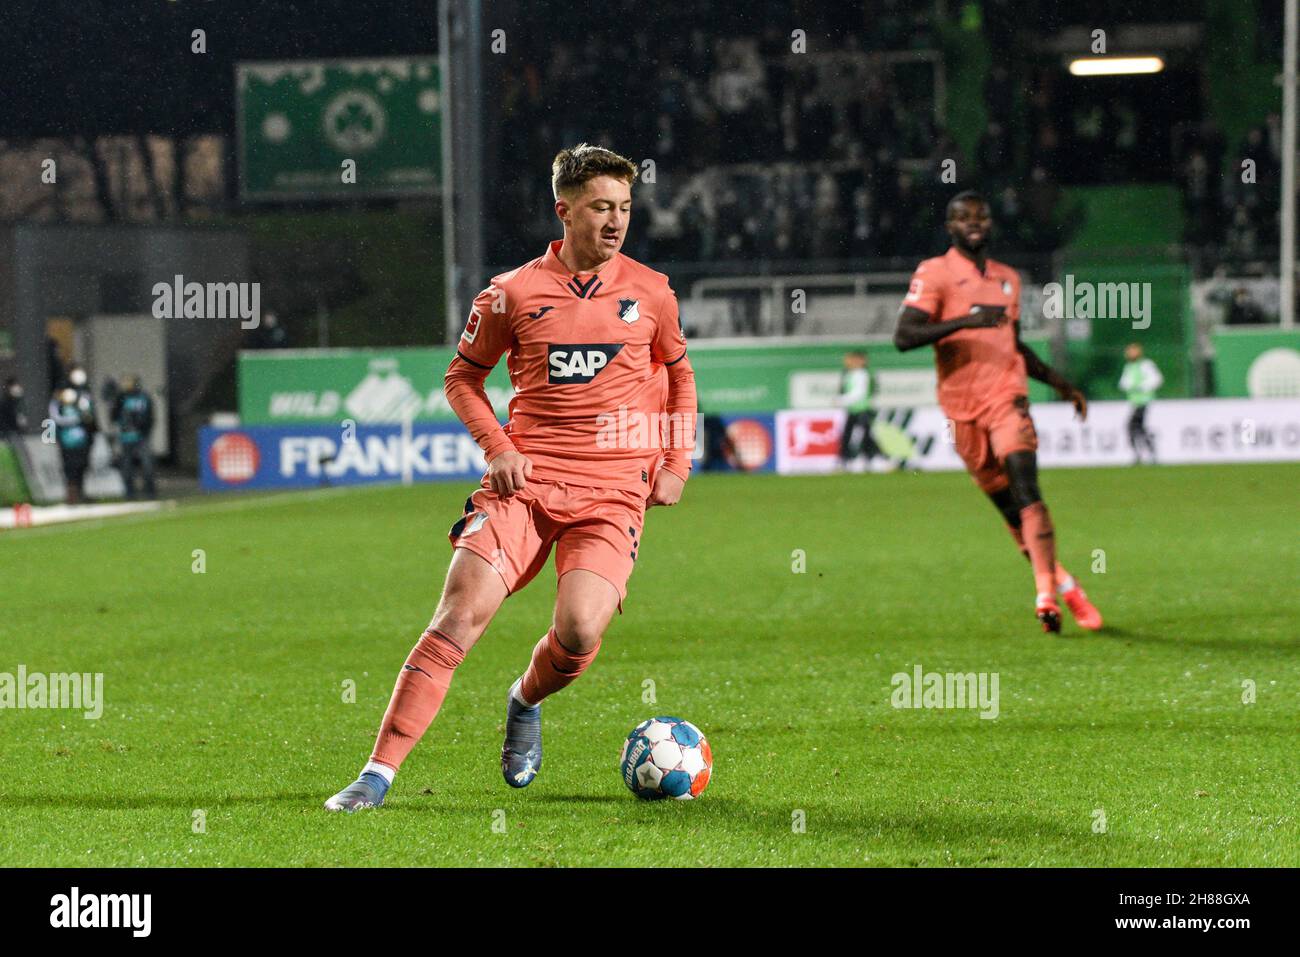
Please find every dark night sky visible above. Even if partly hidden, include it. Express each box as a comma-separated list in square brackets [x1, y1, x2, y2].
[0, 0, 438, 137]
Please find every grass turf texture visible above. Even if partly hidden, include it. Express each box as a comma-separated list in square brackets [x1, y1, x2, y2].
[1, 464, 1296, 867]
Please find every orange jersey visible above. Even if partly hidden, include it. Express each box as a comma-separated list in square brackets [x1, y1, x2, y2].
[903, 246, 1026, 421]
[453, 240, 691, 493]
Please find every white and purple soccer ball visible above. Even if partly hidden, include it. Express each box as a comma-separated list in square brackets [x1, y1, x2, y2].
[619, 716, 712, 800]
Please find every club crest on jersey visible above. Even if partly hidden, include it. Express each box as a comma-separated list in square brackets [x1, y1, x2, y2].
[617, 298, 640, 324]
[547, 343, 624, 383]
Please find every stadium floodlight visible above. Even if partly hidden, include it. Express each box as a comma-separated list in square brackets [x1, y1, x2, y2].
[1067, 56, 1165, 77]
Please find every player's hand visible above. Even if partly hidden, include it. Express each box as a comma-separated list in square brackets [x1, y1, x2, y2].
[487, 450, 532, 497]
[1059, 385, 1088, 421]
[963, 306, 1007, 329]
[647, 470, 685, 508]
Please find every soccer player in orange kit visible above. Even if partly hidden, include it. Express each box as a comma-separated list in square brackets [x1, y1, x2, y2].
[326, 145, 696, 810]
[894, 191, 1102, 634]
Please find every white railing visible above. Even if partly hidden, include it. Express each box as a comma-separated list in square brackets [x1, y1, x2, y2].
[685, 272, 915, 338]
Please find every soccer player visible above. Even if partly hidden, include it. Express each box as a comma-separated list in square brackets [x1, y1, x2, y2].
[325, 145, 696, 811]
[1118, 342, 1162, 465]
[893, 191, 1102, 633]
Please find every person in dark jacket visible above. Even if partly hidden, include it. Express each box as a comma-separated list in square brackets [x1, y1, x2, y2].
[112, 374, 157, 499]
[49, 386, 94, 504]
[0, 377, 27, 436]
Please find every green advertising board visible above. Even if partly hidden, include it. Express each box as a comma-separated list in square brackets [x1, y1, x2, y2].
[238, 339, 1055, 426]
[1211, 328, 1300, 397]
[0, 441, 32, 506]
[1054, 260, 1194, 400]
[237, 57, 441, 201]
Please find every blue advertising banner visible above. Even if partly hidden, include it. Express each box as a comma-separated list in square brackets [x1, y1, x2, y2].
[201, 415, 769, 492]
[693, 413, 776, 473]
[200, 422, 487, 491]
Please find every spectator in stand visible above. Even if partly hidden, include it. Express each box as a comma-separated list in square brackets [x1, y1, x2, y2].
[0, 377, 27, 437]
[1225, 286, 1267, 326]
[247, 310, 288, 349]
[1224, 206, 1259, 260]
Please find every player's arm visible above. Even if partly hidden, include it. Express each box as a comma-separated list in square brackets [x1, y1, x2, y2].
[650, 286, 695, 507]
[1015, 325, 1087, 420]
[893, 266, 1000, 352]
[893, 305, 1003, 351]
[443, 284, 532, 495]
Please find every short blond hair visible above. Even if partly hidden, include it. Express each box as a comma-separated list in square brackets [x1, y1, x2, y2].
[551, 143, 637, 200]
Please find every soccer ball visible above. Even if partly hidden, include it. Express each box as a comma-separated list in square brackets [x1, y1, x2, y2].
[619, 716, 712, 800]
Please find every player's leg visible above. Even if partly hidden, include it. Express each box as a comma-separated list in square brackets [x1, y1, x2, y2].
[1001, 449, 1063, 631]
[371, 549, 507, 764]
[326, 487, 547, 811]
[527, 568, 619, 701]
[1127, 407, 1143, 464]
[324, 549, 508, 811]
[501, 492, 638, 788]
[979, 397, 1066, 632]
[120, 444, 138, 499]
[139, 442, 157, 498]
[987, 486, 1101, 630]
[500, 570, 620, 788]
[861, 410, 883, 463]
[1136, 405, 1156, 462]
[838, 412, 857, 467]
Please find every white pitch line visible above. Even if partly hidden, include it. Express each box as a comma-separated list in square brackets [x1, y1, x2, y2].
[0, 483, 410, 542]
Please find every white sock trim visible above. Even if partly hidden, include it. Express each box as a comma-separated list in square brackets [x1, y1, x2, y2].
[510, 677, 535, 708]
[362, 760, 396, 786]
[1057, 575, 1077, 594]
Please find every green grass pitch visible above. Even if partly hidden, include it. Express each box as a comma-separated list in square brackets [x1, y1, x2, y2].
[1, 464, 1296, 867]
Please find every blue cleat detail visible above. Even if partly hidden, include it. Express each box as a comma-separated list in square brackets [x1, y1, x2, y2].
[323, 770, 390, 812]
[501, 682, 542, 789]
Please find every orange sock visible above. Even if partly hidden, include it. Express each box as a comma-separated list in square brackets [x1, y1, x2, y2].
[519, 627, 600, 706]
[370, 627, 465, 771]
[1007, 524, 1074, 590]
[1019, 502, 1058, 597]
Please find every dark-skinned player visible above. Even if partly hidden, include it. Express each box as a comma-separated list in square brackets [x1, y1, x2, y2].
[893, 190, 1102, 633]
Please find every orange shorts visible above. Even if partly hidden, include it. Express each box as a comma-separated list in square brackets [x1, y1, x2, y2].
[447, 479, 648, 604]
[952, 394, 1038, 494]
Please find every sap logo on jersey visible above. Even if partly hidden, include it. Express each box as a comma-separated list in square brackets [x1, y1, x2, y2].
[548, 344, 624, 383]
